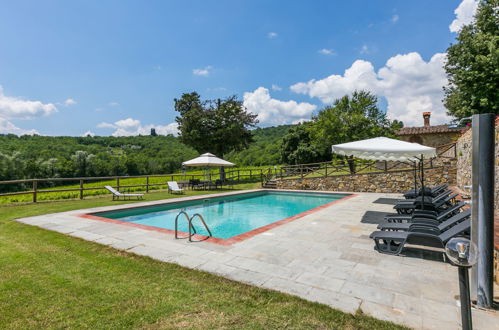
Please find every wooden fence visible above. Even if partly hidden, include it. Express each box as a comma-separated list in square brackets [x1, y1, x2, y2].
[271, 142, 457, 181]
[0, 168, 279, 203]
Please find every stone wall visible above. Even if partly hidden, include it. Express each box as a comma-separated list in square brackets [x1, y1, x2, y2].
[456, 120, 499, 217]
[277, 160, 457, 193]
[456, 128, 472, 190]
[399, 132, 461, 148]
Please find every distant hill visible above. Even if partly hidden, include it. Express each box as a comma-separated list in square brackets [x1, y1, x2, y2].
[226, 125, 293, 166]
[0, 124, 293, 182]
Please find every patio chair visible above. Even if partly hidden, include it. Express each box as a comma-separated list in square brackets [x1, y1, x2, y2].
[104, 185, 144, 201]
[384, 201, 465, 223]
[394, 193, 458, 214]
[370, 219, 470, 256]
[167, 181, 184, 194]
[377, 208, 471, 232]
[205, 179, 223, 190]
[189, 179, 204, 190]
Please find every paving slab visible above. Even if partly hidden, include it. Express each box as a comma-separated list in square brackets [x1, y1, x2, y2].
[13, 189, 498, 329]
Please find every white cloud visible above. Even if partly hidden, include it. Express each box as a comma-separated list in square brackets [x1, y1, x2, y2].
[243, 87, 317, 125]
[193, 66, 213, 77]
[97, 117, 178, 136]
[108, 102, 119, 106]
[81, 130, 95, 137]
[97, 122, 116, 128]
[114, 118, 141, 129]
[0, 85, 58, 135]
[64, 98, 76, 106]
[450, 0, 479, 32]
[267, 32, 278, 39]
[0, 118, 39, 135]
[290, 60, 378, 104]
[391, 14, 399, 23]
[360, 45, 369, 54]
[290, 52, 451, 126]
[271, 84, 282, 91]
[318, 48, 335, 55]
[0, 85, 57, 120]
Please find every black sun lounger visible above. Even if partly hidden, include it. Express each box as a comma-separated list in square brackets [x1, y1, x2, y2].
[403, 184, 448, 199]
[370, 219, 470, 255]
[385, 201, 465, 223]
[393, 193, 458, 214]
[377, 208, 471, 232]
[396, 189, 451, 205]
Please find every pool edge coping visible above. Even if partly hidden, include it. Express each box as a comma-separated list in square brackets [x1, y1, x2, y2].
[77, 189, 358, 246]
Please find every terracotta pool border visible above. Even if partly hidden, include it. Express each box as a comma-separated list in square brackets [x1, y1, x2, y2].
[78, 191, 357, 246]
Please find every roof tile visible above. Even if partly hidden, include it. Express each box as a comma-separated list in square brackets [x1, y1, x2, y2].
[397, 125, 463, 135]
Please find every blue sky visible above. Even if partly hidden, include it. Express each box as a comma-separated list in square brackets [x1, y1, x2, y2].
[0, 0, 478, 136]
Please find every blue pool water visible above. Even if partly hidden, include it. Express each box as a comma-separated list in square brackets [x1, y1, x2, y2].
[91, 191, 349, 239]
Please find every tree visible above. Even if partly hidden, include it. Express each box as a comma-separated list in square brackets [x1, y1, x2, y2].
[444, 0, 499, 118]
[174, 92, 258, 156]
[150, 128, 158, 136]
[71, 151, 95, 177]
[280, 123, 324, 164]
[280, 91, 400, 166]
[310, 90, 398, 156]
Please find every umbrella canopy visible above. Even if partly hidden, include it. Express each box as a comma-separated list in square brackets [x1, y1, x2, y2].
[331, 137, 436, 161]
[182, 153, 235, 167]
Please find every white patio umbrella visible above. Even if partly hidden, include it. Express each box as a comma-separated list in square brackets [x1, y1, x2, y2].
[331, 137, 436, 161]
[331, 137, 436, 204]
[182, 153, 235, 181]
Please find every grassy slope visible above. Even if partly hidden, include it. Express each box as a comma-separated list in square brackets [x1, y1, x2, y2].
[0, 185, 405, 329]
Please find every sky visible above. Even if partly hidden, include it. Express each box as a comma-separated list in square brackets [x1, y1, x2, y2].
[0, 0, 479, 137]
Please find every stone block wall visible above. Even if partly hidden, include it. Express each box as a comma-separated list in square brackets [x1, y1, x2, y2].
[456, 128, 472, 190]
[456, 120, 499, 217]
[399, 132, 461, 148]
[276, 160, 457, 193]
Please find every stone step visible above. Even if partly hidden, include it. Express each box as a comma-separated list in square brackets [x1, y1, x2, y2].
[263, 181, 278, 189]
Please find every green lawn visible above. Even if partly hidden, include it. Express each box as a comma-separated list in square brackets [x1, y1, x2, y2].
[0, 186, 405, 329]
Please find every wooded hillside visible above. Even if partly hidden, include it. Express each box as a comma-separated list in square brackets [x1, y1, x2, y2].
[0, 125, 291, 182]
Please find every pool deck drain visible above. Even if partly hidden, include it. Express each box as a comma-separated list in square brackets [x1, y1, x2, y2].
[15, 189, 498, 329]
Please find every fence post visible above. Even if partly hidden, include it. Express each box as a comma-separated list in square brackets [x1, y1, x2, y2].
[325, 164, 328, 177]
[249, 169, 252, 180]
[79, 179, 84, 199]
[238, 170, 240, 181]
[384, 161, 388, 172]
[116, 177, 120, 191]
[300, 166, 303, 179]
[146, 176, 149, 193]
[32, 180, 37, 203]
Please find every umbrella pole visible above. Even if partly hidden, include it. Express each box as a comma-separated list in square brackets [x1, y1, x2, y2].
[420, 155, 425, 210]
[413, 160, 418, 193]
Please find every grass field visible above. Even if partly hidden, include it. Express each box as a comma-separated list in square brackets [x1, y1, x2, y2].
[0, 185, 405, 329]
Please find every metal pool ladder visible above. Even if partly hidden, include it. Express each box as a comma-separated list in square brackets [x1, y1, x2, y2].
[174, 210, 212, 242]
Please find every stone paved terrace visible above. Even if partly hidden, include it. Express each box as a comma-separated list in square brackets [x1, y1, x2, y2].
[14, 190, 498, 329]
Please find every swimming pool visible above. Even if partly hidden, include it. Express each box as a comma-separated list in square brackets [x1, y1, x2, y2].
[85, 191, 351, 244]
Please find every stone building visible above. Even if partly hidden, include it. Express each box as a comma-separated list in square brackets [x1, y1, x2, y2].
[397, 112, 463, 147]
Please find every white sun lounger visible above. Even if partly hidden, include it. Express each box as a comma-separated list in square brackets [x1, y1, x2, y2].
[167, 181, 184, 194]
[104, 185, 144, 201]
